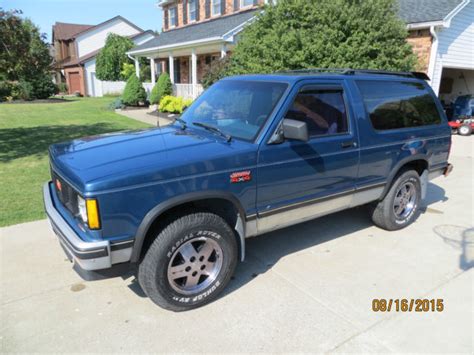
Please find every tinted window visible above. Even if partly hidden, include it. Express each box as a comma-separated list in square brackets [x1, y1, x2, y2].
[285, 87, 349, 136]
[357, 80, 442, 130]
[181, 80, 287, 141]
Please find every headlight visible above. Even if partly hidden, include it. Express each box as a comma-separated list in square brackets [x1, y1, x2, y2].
[77, 196, 101, 230]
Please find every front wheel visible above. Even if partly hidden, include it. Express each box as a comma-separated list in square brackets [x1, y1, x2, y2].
[138, 212, 238, 311]
[458, 124, 472, 136]
[369, 170, 422, 231]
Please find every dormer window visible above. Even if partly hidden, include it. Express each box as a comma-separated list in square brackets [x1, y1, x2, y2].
[189, 0, 197, 22]
[212, 0, 221, 16]
[241, 0, 254, 8]
[169, 6, 177, 28]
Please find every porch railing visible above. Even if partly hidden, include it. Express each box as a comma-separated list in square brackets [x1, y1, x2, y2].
[173, 84, 204, 100]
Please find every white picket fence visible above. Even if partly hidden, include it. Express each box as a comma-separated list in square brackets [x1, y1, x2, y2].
[100, 81, 204, 100]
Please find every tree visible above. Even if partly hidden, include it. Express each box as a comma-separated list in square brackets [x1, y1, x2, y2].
[227, 0, 416, 76]
[149, 72, 172, 104]
[0, 8, 52, 81]
[96, 34, 134, 81]
[122, 74, 146, 106]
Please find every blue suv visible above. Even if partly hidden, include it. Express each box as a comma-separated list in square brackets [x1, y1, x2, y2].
[43, 69, 453, 311]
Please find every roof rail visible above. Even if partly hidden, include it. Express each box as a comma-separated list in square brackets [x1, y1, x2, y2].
[276, 68, 430, 80]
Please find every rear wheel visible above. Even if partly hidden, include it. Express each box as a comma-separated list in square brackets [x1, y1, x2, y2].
[458, 124, 472, 136]
[369, 170, 422, 231]
[138, 212, 238, 311]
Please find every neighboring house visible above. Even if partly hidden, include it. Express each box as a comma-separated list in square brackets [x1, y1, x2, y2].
[401, 0, 473, 104]
[52, 16, 155, 96]
[127, 0, 272, 98]
[128, 0, 472, 101]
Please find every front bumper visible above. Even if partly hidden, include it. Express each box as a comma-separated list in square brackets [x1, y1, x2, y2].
[43, 182, 133, 271]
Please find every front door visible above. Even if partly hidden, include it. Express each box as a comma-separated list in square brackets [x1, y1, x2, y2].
[68, 72, 81, 94]
[256, 81, 359, 233]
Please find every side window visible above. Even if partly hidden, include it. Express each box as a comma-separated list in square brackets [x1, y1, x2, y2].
[356, 80, 442, 130]
[285, 87, 349, 137]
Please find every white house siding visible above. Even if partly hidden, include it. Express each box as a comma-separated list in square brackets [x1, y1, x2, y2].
[76, 18, 141, 58]
[431, 1, 474, 94]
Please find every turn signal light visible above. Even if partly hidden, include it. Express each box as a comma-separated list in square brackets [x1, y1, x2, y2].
[86, 199, 101, 230]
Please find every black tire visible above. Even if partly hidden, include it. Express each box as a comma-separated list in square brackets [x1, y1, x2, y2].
[458, 124, 472, 136]
[369, 170, 422, 231]
[138, 212, 238, 311]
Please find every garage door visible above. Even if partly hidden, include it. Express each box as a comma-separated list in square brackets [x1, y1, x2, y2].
[68, 72, 81, 94]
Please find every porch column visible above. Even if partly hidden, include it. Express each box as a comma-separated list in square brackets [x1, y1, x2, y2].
[221, 43, 227, 58]
[191, 48, 197, 98]
[150, 57, 156, 85]
[134, 57, 140, 78]
[168, 52, 174, 84]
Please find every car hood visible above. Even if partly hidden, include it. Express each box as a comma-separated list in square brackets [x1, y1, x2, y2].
[49, 125, 256, 193]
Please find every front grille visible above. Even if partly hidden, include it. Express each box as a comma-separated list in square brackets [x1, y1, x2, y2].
[52, 171, 79, 216]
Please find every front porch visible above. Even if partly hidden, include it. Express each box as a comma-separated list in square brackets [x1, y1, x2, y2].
[131, 42, 229, 99]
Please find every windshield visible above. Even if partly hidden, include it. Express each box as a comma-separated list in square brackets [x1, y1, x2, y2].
[180, 80, 288, 141]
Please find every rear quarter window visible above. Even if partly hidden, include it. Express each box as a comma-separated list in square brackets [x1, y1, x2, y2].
[356, 80, 443, 130]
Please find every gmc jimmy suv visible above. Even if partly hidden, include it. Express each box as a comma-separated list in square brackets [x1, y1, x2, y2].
[44, 69, 453, 311]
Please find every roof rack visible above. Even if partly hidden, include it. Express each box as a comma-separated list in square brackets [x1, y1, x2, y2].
[276, 68, 430, 81]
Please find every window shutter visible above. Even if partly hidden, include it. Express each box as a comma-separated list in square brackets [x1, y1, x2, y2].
[164, 10, 169, 30]
[253, 0, 258, 5]
[221, 0, 226, 15]
[183, 0, 188, 24]
[234, 0, 240, 11]
[205, 0, 210, 18]
[196, 0, 200, 21]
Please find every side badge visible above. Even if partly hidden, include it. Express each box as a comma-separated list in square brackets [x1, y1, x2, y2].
[230, 171, 251, 184]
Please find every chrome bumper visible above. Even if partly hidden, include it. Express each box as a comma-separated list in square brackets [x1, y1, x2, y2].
[43, 182, 133, 271]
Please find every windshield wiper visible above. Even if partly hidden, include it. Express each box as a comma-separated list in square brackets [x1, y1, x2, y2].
[174, 117, 187, 130]
[192, 122, 232, 142]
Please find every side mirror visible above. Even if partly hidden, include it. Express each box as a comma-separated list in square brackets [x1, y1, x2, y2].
[282, 118, 309, 142]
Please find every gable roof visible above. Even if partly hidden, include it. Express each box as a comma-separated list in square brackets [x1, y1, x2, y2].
[72, 15, 145, 39]
[129, 9, 258, 54]
[398, 0, 465, 24]
[52, 22, 94, 41]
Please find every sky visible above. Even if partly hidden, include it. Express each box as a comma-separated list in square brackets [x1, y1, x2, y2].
[2, 0, 164, 42]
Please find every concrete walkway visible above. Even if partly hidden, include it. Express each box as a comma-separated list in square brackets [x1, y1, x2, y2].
[1, 136, 472, 353]
[115, 107, 173, 127]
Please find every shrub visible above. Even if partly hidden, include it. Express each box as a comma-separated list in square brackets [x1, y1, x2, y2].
[57, 82, 68, 93]
[122, 75, 146, 106]
[0, 81, 13, 101]
[150, 72, 172, 104]
[120, 63, 135, 80]
[12, 80, 34, 100]
[30, 75, 58, 99]
[202, 56, 231, 88]
[108, 97, 125, 110]
[96, 34, 134, 81]
[158, 95, 192, 114]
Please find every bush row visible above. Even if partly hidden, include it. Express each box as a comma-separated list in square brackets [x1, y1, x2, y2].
[0, 75, 59, 102]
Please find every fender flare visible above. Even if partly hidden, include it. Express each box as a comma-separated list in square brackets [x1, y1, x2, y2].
[130, 191, 247, 263]
[380, 154, 430, 199]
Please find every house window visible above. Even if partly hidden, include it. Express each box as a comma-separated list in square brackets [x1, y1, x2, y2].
[169, 6, 177, 28]
[188, 0, 197, 22]
[212, 0, 221, 16]
[241, 0, 254, 8]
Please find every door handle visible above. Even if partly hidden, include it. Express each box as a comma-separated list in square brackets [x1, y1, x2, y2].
[341, 141, 356, 148]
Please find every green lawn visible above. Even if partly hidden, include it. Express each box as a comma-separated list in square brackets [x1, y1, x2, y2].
[0, 97, 150, 227]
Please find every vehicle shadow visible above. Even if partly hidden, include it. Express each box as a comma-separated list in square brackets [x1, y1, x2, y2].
[433, 225, 474, 270]
[124, 182, 448, 301]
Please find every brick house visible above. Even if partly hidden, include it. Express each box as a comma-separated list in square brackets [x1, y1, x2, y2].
[52, 16, 155, 96]
[401, 0, 473, 104]
[128, 0, 473, 101]
[128, 1, 272, 98]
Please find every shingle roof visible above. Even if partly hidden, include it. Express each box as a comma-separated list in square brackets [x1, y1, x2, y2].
[130, 9, 259, 53]
[398, 0, 464, 24]
[52, 22, 94, 41]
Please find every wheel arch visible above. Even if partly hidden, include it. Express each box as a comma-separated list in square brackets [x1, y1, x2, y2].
[381, 155, 429, 199]
[131, 191, 247, 263]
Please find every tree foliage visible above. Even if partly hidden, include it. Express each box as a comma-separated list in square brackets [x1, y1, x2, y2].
[122, 74, 146, 106]
[226, 0, 416, 77]
[0, 8, 52, 81]
[150, 72, 172, 104]
[96, 34, 134, 81]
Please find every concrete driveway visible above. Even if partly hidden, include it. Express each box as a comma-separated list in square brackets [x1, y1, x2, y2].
[1, 136, 472, 353]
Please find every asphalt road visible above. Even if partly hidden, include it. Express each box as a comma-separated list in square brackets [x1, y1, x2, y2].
[1, 135, 473, 353]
